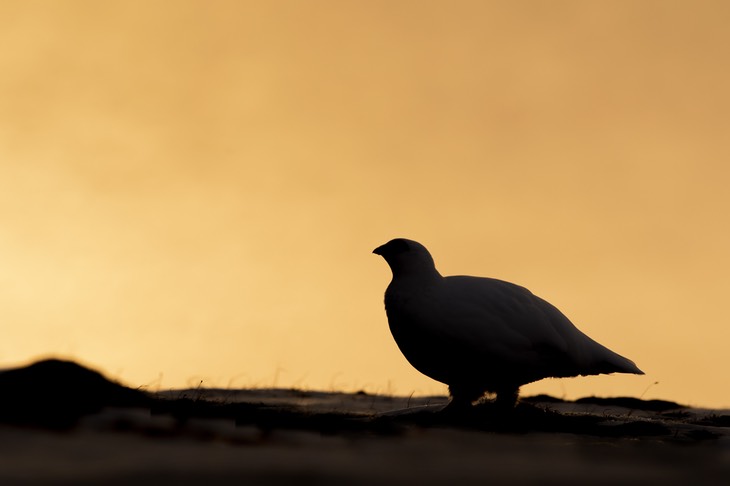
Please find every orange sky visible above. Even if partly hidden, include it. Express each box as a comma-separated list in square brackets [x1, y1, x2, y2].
[1, 1, 729, 408]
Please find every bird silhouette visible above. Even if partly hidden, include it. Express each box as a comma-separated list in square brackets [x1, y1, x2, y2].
[373, 238, 644, 409]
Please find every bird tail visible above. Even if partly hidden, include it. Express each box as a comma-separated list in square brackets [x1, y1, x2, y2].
[596, 352, 644, 376]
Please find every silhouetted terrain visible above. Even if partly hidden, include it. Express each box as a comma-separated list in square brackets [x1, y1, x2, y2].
[0, 359, 727, 484]
[0, 359, 150, 428]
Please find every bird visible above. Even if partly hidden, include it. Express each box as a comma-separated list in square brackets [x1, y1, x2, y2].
[373, 238, 644, 409]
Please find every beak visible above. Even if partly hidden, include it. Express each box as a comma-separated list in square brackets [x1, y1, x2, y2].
[372, 244, 386, 256]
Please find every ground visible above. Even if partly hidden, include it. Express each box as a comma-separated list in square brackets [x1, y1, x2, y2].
[0, 360, 727, 485]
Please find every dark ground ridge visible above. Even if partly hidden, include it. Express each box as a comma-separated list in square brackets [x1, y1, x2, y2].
[0, 359, 726, 442]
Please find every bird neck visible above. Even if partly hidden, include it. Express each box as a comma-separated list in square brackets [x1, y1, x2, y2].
[390, 265, 443, 286]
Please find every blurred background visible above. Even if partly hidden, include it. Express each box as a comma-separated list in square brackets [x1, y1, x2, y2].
[1, 0, 728, 408]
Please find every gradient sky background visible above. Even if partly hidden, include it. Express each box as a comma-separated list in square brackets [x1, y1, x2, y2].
[1, 1, 728, 408]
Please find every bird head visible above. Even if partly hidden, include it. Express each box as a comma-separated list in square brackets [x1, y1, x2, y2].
[373, 238, 440, 279]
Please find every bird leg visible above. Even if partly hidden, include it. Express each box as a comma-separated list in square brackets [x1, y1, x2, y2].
[445, 385, 485, 412]
[494, 387, 520, 409]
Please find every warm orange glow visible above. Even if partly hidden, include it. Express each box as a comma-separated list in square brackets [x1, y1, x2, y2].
[1, 1, 729, 408]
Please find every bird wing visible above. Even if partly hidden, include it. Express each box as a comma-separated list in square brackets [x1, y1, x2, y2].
[431, 276, 574, 366]
[433, 276, 641, 375]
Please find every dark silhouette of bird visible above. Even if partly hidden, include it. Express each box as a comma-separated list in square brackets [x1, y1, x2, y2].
[373, 238, 644, 409]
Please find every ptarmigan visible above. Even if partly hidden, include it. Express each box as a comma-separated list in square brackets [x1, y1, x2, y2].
[373, 238, 644, 409]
